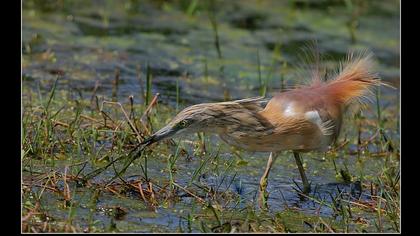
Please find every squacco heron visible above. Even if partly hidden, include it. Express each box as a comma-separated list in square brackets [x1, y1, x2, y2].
[139, 52, 381, 207]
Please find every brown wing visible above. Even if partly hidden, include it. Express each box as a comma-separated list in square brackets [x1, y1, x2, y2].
[257, 88, 342, 151]
[264, 87, 342, 138]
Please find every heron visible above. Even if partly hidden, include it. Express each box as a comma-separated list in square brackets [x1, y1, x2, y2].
[138, 52, 382, 208]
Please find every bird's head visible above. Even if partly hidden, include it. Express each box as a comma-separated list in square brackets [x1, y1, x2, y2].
[140, 103, 220, 147]
[139, 97, 268, 149]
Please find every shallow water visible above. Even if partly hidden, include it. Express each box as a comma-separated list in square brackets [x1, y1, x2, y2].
[22, 0, 400, 232]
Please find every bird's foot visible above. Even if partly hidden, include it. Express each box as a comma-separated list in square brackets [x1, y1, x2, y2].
[258, 179, 269, 209]
[292, 179, 312, 198]
[302, 183, 311, 195]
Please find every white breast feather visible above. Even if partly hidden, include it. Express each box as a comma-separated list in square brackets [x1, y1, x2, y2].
[304, 111, 335, 136]
[284, 103, 295, 117]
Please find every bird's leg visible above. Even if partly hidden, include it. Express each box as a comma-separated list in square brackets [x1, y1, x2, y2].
[258, 152, 278, 209]
[293, 152, 311, 194]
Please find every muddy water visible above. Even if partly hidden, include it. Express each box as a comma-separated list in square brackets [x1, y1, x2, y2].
[22, 0, 399, 232]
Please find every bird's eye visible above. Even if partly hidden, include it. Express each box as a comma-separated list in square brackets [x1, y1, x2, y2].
[175, 119, 192, 130]
[180, 120, 188, 127]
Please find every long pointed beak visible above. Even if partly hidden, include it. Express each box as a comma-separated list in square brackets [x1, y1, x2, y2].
[140, 125, 176, 148]
[126, 125, 178, 160]
[139, 136, 155, 147]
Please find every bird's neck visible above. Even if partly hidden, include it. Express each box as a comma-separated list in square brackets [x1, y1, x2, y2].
[199, 103, 274, 136]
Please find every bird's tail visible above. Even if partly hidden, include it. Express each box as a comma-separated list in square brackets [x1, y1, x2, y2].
[316, 52, 384, 106]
